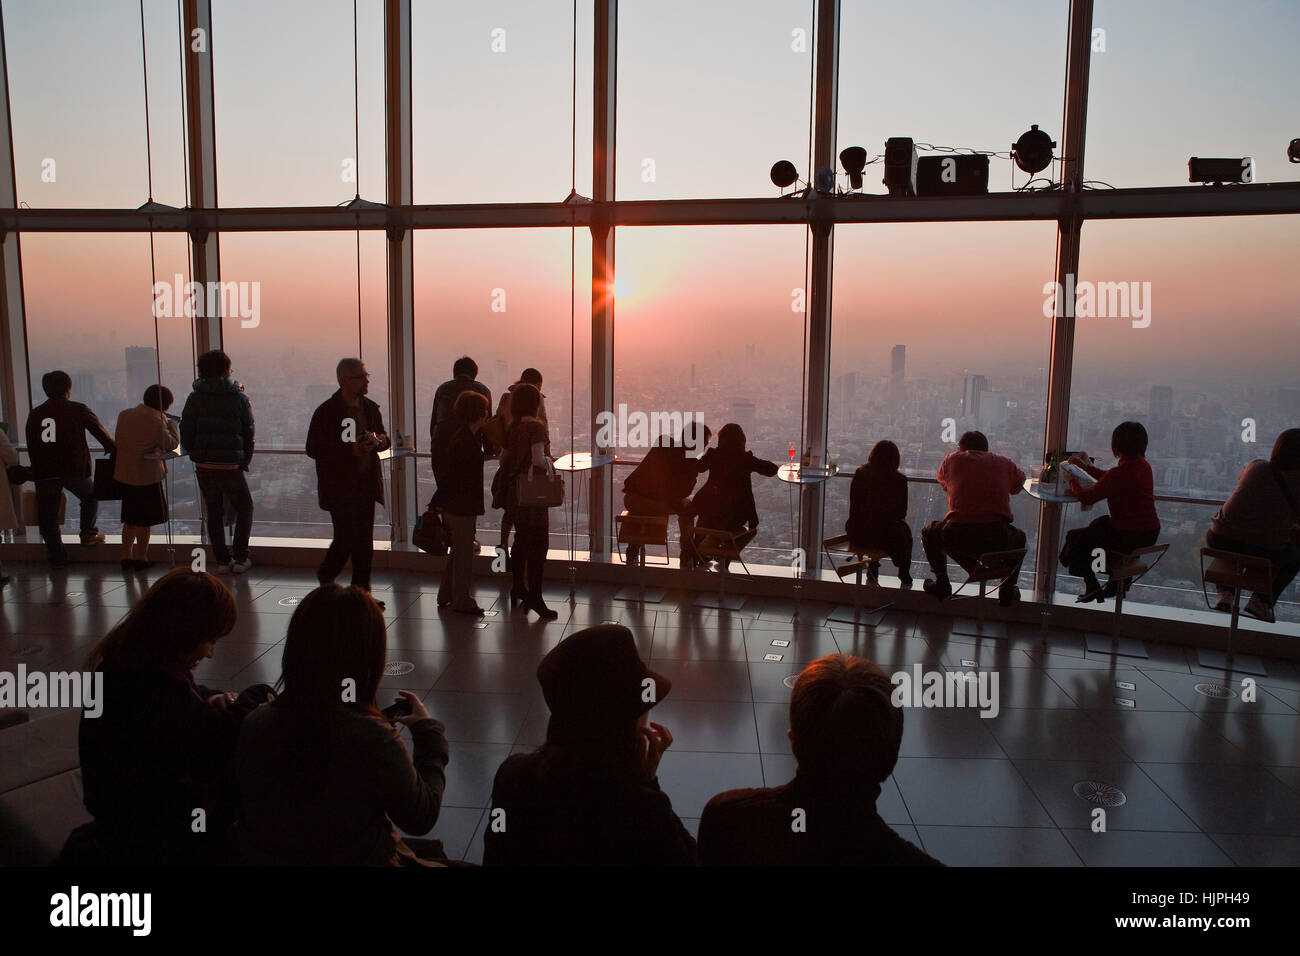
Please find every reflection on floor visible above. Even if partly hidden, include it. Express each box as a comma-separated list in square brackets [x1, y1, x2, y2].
[3, 562, 1299, 867]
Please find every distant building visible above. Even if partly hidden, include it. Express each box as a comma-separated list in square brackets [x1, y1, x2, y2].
[890, 345, 905, 403]
[125, 346, 157, 406]
[730, 398, 757, 438]
[978, 390, 1009, 430]
[69, 372, 95, 405]
[962, 374, 988, 420]
[1149, 385, 1173, 421]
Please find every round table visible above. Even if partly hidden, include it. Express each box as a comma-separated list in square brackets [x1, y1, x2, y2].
[554, 452, 618, 596]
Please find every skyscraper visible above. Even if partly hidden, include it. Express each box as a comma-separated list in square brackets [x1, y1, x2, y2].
[890, 345, 905, 403]
[125, 346, 157, 405]
[1149, 385, 1174, 421]
[962, 373, 988, 420]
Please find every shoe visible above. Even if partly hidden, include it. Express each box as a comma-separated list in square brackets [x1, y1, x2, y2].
[213, 561, 233, 574]
[998, 586, 1021, 608]
[898, 576, 913, 590]
[922, 579, 952, 600]
[230, 558, 253, 575]
[80, 533, 106, 546]
[1076, 586, 1106, 604]
[0, 575, 8, 588]
[525, 597, 559, 620]
[1243, 594, 1276, 624]
[452, 604, 486, 616]
[510, 587, 527, 609]
[437, 598, 453, 608]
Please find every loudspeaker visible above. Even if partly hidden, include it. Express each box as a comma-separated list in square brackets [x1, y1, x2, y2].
[916, 154, 990, 196]
[883, 137, 917, 197]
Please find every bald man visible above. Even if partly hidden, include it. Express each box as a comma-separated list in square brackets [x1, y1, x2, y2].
[306, 358, 391, 606]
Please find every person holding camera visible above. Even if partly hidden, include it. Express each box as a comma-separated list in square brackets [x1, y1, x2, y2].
[306, 358, 391, 607]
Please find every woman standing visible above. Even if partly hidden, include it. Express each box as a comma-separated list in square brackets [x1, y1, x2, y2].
[0, 424, 19, 586]
[501, 383, 557, 619]
[432, 391, 489, 614]
[114, 384, 180, 571]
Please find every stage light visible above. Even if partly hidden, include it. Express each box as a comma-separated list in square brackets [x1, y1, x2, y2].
[770, 160, 799, 190]
[1288, 139, 1300, 164]
[1188, 157, 1254, 185]
[839, 146, 867, 189]
[883, 137, 917, 197]
[1011, 125, 1055, 174]
[814, 166, 836, 194]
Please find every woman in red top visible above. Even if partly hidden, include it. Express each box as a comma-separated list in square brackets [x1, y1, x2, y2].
[1059, 421, 1161, 602]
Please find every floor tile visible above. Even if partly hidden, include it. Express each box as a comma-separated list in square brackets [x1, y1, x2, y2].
[893, 757, 1054, 827]
[985, 709, 1127, 762]
[656, 750, 764, 819]
[1062, 829, 1233, 867]
[649, 700, 759, 753]
[1139, 763, 1300, 835]
[915, 825, 1081, 866]
[1013, 760, 1198, 831]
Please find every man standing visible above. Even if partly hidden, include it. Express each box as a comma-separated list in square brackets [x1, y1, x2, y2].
[306, 358, 390, 607]
[429, 356, 491, 448]
[180, 350, 256, 574]
[922, 430, 1027, 606]
[25, 370, 116, 568]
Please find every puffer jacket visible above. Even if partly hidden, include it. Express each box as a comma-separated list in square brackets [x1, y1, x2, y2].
[180, 378, 255, 468]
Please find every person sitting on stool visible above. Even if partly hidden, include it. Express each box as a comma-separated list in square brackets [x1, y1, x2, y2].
[1059, 421, 1160, 603]
[846, 439, 913, 588]
[922, 431, 1026, 605]
[688, 423, 778, 571]
[622, 421, 711, 569]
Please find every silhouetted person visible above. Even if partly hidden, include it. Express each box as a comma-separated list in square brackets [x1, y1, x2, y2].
[1059, 421, 1160, 602]
[690, 423, 778, 568]
[500, 383, 557, 619]
[846, 439, 913, 587]
[622, 422, 711, 568]
[699, 654, 941, 866]
[1206, 428, 1300, 624]
[62, 569, 271, 865]
[180, 350, 255, 574]
[922, 430, 1026, 605]
[114, 385, 180, 572]
[25, 369, 116, 567]
[430, 355, 491, 455]
[306, 358, 390, 606]
[492, 367, 547, 556]
[483, 625, 696, 866]
[236, 585, 450, 865]
[431, 390, 490, 614]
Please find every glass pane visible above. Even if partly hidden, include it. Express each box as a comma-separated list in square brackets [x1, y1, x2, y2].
[611, 225, 807, 565]
[6, 0, 186, 208]
[825, 221, 1058, 590]
[1068, 216, 1300, 620]
[413, 0, 593, 204]
[414, 227, 592, 554]
[213, 0, 385, 206]
[838, 0, 1067, 194]
[1087, 0, 1298, 189]
[617, 0, 812, 200]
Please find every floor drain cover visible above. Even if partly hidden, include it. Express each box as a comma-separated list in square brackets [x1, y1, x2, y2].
[383, 661, 415, 676]
[782, 675, 799, 689]
[277, 596, 303, 607]
[1194, 682, 1236, 699]
[1073, 781, 1127, 807]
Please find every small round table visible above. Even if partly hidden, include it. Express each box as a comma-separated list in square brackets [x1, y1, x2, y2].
[554, 452, 618, 597]
[775, 463, 840, 614]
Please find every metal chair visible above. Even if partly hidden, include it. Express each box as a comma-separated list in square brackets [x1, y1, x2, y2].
[823, 534, 893, 627]
[1084, 543, 1168, 659]
[1197, 547, 1272, 675]
[686, 526, 757, 610]
[612, 510, 669, 603]
[946, 547, 1027, 639]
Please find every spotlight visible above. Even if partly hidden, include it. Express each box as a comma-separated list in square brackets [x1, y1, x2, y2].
[814, 166, 836, 194]
[883, 137, 917, 197]
[839, 146, 867, 189]
[770, 160, 800, 190]
[1188, 157, 1254, 185]
[1289, 139, 1300, 164]
[1011, 125, 1055, 174]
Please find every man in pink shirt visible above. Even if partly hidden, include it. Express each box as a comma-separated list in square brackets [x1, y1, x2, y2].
[922, 431, 1027, 605]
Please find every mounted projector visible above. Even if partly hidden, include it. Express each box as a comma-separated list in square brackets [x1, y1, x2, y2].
[916, 154, 990, 196]
[1189, 156, 1254, 185]
[883, 137, 917, 197]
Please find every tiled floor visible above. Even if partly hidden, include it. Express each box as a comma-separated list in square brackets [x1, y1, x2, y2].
[4, 561, 1300, 867]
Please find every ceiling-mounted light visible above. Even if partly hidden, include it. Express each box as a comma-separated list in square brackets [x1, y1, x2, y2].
[770, 160, 799, 190]
[1012, 125, 1055, 174]
[1288, 139, 1300, 164]
[839, 146, 867, 189]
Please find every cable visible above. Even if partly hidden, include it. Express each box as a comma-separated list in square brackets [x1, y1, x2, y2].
[352, 0, 363, 360]
[138, 0, 154, 202]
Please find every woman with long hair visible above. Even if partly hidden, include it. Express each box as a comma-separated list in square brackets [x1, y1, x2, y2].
[499, 383, 557, 619]
[431, 390, 489, 614]
[67, 569, 269, 865]
[1206, 428, 1300, 623]
[235, 585, 450, 865]
[845, 439, 913, 587]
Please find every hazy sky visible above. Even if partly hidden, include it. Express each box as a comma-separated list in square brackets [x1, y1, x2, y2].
[5, 0, 1299, 406]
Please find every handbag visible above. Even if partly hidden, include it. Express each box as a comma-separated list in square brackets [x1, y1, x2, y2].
[412, 508, 448, 555]
[93, 456, 125, 501]
[515, 466, 564, 509]
[5, 464, 31, 486]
